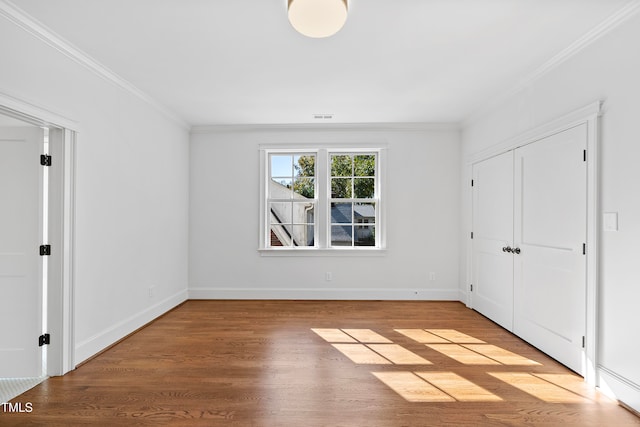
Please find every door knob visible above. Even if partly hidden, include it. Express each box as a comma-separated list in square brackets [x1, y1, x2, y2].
[502, 246, 512, 253]
[513, 247, 521, 254]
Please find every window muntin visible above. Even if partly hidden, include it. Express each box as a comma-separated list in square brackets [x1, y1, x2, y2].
[268, 153, 316, 247]
[330, 153, 377, 247]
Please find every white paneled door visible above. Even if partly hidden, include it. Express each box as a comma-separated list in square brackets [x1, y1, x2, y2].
[472, 124, 587, 375]
[513, 124, 587, 375]
[472, 151, 514, 330]
[0, 126, 44, 377]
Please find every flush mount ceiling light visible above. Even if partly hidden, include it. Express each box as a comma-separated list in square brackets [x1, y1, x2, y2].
[288, 0, 348, 38]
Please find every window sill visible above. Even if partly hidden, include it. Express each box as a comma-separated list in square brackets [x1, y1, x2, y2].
[258, 248, 387, 257]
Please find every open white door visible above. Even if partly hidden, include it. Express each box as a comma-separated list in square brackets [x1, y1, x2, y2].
[0, 126, 45, 378]
[513, 124, 587, 374]
[471, 151, 514, 331]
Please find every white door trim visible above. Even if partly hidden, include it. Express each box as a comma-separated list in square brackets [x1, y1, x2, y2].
[0, 91, 79, 132]
[466, 100, 601, 384]
[0, 96, 76, 376]
[47, 128, 76, 376]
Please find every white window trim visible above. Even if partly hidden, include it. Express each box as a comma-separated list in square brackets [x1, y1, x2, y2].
[259, 145, 387, 255]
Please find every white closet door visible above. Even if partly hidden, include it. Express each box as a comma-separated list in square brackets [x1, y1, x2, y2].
[513, 124, 587, 374]
[472, 151, 514, 330]
[0, 126, 44, 377]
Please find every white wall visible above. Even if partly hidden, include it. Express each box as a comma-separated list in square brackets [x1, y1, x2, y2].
[190, 126, 460, 300]
[460, 12, 640, 411]
[0, 14, 190, 364]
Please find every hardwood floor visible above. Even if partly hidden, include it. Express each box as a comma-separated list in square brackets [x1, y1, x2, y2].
[2, 300, 638, 426]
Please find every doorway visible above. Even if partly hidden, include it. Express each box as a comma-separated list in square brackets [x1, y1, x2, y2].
[0, 116, 46, 401]
[0, 102, 76, 402]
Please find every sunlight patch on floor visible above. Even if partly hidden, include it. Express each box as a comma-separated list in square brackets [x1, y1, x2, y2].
[533, 373, 598, 400]
[415, 371, 503, 402]
[311, 328, 357, 343]
[489, 372, 588, 403]
[394, 329, 450, 343]
[313, 327, 590, 405]
[331, 344, 392, 364]
[427, 344, 501, 365]
[341, 329, 392, 343]
[367, 344, 432, 365]
[372, 372, 454, 402]
[425, 329, 486, 344]
[463, 344, 541, 365]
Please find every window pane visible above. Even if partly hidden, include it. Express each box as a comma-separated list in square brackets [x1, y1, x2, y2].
[293, 177, 314, 198]
[292, 225, 314, 247]
[305, 205, 315, 224]
[269, 202, 292, 224]
[331, 178, 352, 198]
[331, 155, 353, 177]
[354, 155, 375, 177]
[270, 224, 293, 247]
[270, 178, 293, 198]
[355, 225, 376, 246]
[354, 178, 375, 198]
[291, 201, 314, 225]
[331, 202, 352, 224]
[294, 155, 315, 177]
[331, 225, 352, 246]
[354, 202, 376, 223]
[271, 155, 292, 178]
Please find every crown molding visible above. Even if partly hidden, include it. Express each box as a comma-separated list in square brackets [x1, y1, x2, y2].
[465, 100, 602, 165]
[190, 122, 460, 134]
[463, 0, 640, 128]
[0, 0, 190, 130]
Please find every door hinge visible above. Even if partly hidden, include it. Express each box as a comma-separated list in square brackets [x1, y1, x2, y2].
[582, 243, 586, 255]
[470, 284, 473, 292]
[583, 150, 587, 162]
[39, 333, 50, 347]
[471, 232, 474, 239]
[471, 179, 474, 187]
[40, 154, 52, 166]
[39, 245, 51, 256]
[582, 336, 585, 348]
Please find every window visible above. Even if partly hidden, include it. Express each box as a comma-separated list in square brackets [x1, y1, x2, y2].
[268, 153, 316, 247]
[261, 147, 384, 251]
[330, 153, 377, 247]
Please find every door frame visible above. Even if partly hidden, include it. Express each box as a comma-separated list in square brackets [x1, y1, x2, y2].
[465, 101, 601, 384]
[0, 92, 77, 376]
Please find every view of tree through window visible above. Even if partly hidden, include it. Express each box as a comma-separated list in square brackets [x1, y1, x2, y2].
[330, 153, 376, 247]
[293, 155, 315, 198]
[263, 149, 381, 250]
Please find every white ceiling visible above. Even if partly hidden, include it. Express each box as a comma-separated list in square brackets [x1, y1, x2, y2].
[10, 0, 635, 126]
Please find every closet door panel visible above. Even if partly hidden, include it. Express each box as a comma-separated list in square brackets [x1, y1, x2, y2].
[513, 124, 587, 374]
[472, 151, 514, 330]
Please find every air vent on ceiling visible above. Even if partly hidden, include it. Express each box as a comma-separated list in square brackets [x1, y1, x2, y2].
[313, 114, 334, 120]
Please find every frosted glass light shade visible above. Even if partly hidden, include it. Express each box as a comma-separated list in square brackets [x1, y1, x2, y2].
[288, 0, 348, 38]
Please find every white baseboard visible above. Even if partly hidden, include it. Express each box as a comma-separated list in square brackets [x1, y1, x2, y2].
[74, 289, 188, 365]
[188, 287, 460, 301]
[458, 289, 470, 307]
[598, 365, 640, 413]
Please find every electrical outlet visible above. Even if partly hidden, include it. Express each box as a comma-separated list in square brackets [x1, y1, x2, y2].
[148, 286, 156, 298]
[325, 272, 332, 282]
[429, 272, 436, 281]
